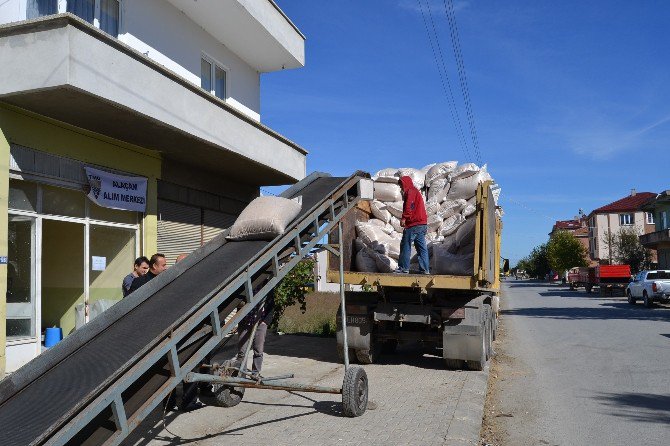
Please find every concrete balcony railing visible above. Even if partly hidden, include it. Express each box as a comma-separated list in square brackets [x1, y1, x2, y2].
[640, 229, 670, 248]
[0, 14, 306, 185]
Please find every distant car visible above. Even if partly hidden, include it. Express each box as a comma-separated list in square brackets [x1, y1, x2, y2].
[626, 270, 670, 308]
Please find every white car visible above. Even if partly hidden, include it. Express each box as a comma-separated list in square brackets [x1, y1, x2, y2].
[626, 270, 670, 308]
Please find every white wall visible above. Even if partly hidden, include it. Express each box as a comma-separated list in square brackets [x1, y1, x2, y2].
[593, 212, 646, 260]
[0, 0, 25, 24]
[120, 0, 261, 121]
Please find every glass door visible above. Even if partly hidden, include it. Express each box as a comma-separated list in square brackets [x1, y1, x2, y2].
[7, 216, 37, 340]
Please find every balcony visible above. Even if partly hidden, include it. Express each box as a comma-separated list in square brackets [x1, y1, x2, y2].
[640, 229, 670, 248]
[164, 0, 305, 72]
[0, 14, 306, 184]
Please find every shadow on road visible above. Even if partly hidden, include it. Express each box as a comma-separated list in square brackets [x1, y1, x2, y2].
[501, 303, 670, 321]
[593, 392, 670, 424]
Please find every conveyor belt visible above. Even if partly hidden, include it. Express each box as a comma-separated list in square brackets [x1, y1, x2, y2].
[0, 172, 368, 446]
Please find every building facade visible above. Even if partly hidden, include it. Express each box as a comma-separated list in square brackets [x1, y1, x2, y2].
[640, 190, 670, 269]
[587, 191, 656, 263]
[0, 1, 306, 373]
[549, 216, 594, 266]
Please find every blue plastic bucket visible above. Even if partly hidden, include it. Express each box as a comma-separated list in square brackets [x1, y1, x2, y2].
[44, 327, 63, 348]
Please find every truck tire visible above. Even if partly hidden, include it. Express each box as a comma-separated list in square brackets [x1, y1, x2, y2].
[342, 366, 368, 417]
[585, 285, 592, 293]
[211, 359, 245, 408]
[627, 290, 636, 305]
[444, 358, 465, 370]
[643, 291, 653, 308]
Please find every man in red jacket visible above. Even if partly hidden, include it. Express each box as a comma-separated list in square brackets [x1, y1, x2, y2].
[395, 176, 430, 274]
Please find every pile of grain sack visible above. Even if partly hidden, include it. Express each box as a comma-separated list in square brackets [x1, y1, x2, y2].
[355, 162, 497, 275]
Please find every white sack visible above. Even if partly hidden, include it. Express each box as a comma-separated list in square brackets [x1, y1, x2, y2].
[356, 221, 401, 259]
[462, 204, 477, 218]
[450, 163, 480, 180]
[427, 182, 451, 204]
[373, 167, 399, 183]
[420, 163, 437, 176]
[427, 214, 443, 231]
[389, 216, 403, 233]
[453, 216, 477, 248]
[440, 213, 466, 236]
[374, 253, 398, 273]
[432, 243, 474, 275]
[447, 168, 492, 200]
[228, 196, 302, 241]
[368, 218, 395, 235]
[370, 200, 391, 223]
[425, 200, 441, 216]
[437, 199, 467, 220]
[355, 246, 378, 272]
[386, 201, 404, 219]
[425, 161, 458, 186]
[397, 167, 425, 190]
[374, 182, 403, 202]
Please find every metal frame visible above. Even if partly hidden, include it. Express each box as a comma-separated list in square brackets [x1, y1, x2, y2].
[40, 174, 367, 446]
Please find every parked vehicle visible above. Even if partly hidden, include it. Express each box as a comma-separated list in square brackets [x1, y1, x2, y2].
[328, 182, 501, 371]
[572, 265, 631, 296]
[626, 270, 670, 307]
[515, 269, 528, 280]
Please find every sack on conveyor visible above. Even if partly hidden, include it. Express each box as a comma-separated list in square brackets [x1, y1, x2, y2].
[374, 182, 403, 202]
[431, 245, 475, 275]
[397, 167, 425, 190]
[440, 213, 466, 236]
[228, 196, 301, 241]
[373, 167, 400, 183]
[425, 161, 457, 187]
[370, 200, 391, 223]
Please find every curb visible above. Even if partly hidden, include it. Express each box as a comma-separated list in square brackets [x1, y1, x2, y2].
[443, 366, 489, 445]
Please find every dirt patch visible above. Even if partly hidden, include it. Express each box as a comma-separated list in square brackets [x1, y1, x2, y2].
[277, 292, 340, 335]
[480, 318, 508, 445]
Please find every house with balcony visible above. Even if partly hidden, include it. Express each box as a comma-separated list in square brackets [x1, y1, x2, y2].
[640, 190, 670, 269]
[0, 1, 306, 373]
[587, 191, 656, 263]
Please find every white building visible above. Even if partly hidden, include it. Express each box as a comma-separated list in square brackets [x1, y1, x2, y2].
[0, 1, 306, 373]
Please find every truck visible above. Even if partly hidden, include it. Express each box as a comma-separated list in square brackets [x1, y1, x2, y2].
[327, 181, 501, 370]
[572, 265, 631, 296]
[626, 270, 670, 307]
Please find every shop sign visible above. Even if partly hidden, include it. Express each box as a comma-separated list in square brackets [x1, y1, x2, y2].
[85, 167, 147, 212]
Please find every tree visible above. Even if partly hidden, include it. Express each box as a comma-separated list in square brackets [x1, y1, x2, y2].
[546, 230, 588, 275]
[271, 258, 316, 330]
[517, 243, 551, 278]
[602, 227, 653, 273]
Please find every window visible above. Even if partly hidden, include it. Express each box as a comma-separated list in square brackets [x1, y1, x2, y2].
[662, 211, 668, 230]
[619, 213, 634, 226]
[26, 0, 58, 19]
[646, 212, 655, 225]
[201, 55, 227, 100]
[67, 0, 120, 36]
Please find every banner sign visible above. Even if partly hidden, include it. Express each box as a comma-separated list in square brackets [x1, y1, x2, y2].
[85, 166, 147, 213]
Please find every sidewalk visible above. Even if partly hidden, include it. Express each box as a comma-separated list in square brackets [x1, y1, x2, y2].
[124, 333, 488, 446]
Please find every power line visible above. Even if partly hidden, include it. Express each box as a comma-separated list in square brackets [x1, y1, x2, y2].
[416, 0, 472, 163]
[442, 0, 483, 166]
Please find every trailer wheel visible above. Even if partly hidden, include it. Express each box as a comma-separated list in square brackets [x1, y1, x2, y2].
[444, 358, 465, 370]
[627, 290, 636, 305]
[643, 292, 653, 308]
[342, 366, 368, 417]
[211, 360, 245, 408]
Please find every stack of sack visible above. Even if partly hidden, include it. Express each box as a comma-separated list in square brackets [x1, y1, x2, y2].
[354, 162, 496, 275]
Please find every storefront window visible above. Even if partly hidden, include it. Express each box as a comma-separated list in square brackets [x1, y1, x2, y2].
[89, 225, 136, 307]
[42, 184, 86, 218]
[8, 179, 38, 212]
[7, 216, 36, 339]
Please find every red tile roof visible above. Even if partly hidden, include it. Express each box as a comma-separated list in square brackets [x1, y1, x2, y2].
[554, 219, 582, 230]
[591, 192, 656, 214]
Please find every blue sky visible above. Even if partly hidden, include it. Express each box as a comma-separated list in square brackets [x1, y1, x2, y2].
[262, 0, 670, 265]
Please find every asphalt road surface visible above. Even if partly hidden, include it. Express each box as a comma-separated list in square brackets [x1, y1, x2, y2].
[490, 281, 670, 445]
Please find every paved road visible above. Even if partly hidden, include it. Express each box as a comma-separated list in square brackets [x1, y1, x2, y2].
[124, 333, 488, 446]
[490, 281, 670, 445]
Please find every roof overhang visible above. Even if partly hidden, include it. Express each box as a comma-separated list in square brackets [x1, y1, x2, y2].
[0, 15, 306, 185]
[164, 0, 305, 72]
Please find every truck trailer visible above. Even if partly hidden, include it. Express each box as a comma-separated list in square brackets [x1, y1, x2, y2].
[327, 181, 501, 370]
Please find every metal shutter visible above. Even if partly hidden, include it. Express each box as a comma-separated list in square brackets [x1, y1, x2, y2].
[157, 200, 202, 265]
[202, 210, 236, 244]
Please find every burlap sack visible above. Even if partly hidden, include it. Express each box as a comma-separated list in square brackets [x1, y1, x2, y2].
[450, 163, 480, 180]
[439, 213, 466, 236]
[228, 196, 301, 241]
[427, 181, 451, 204]
[397, 167, 425, 190]
[425, 161, 457, 186]
[370, 200, 391, 223]
[432, 243, 474, 275]
[447, 169, 491, 201]
[386, 201, 404, 219]
[373, 168, 400, 183]
[462, 204, 477, 218]
[437, 199, 467, 220]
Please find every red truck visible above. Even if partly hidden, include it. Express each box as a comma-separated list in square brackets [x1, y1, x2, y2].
[568, 265, 631, 296]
